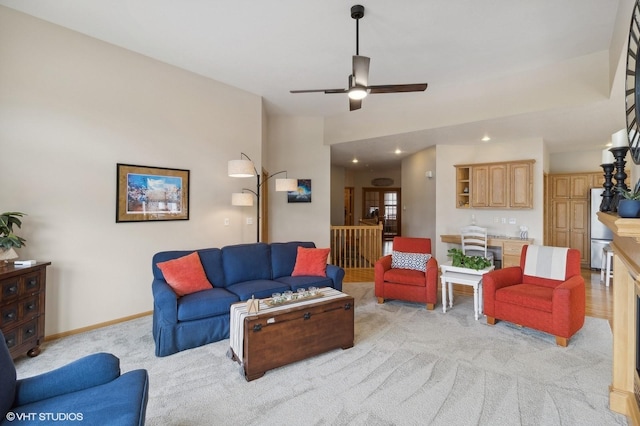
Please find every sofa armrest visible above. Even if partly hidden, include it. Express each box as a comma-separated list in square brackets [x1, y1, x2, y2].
[14, 353, 120, 406]
[482, 267, 523, 293]
[374, 255, 392, 273]
[152, 279, 178, 324]
[425, 256, 438, 286]
[374, 255, 392, 292]
[482, 266, 523, 317]
[552, 275, 586, 336]
[326, 264, 345, 291]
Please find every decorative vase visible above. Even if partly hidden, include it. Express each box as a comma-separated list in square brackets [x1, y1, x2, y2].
[0, 247, 18, 267]
[618, 199, 640, 218]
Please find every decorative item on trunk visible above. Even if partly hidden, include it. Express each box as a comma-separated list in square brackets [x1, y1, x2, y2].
[247, 295, 260, 314]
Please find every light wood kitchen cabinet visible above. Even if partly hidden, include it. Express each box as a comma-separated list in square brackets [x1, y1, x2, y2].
[551, 174, 590, 199]
[471, 165, 489, 207]
[502, 240, 530, 268]
[550, 199, 589, 265]
[509, 162, 533, 208]
[489, 164, 508, 207]
[545, 170, 630, 267]
[455, 160, 534, 209]
[548, 173, 591, 266]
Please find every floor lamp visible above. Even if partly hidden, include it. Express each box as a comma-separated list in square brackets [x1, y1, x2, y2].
[228, 153, 297, 242]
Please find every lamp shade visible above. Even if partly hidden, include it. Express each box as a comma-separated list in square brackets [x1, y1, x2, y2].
[275, 178, 298, 192]
[231, 192, 254, 206]
[228, 159, 255, 177]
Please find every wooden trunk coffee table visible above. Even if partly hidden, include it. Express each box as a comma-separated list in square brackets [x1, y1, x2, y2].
[229, 288, 354, 381]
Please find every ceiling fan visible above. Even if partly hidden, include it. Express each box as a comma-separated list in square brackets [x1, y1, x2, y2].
[290, 4, 428, 111]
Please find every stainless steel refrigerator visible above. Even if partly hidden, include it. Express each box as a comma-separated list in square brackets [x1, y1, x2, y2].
[590, 188, 613, 269]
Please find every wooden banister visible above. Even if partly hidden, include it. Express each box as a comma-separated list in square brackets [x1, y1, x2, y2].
[330, 223, 383, 269]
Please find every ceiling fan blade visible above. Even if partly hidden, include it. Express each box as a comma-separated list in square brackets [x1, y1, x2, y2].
[352, 55, 370, 87]
[369, 83, 428, 94]
[290, 88, 348, 94]
[349, 97, 362, 111]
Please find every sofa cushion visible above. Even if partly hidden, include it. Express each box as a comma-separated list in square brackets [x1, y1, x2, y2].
[271, 241, 315, 278]
[495, 284, 554, 313]
[153, 248, 225, 287]
[227, 279, 290, 300]
[292, 246, 331, 277]
[383, 269, 426, 286]
[222, 243, 272, 285]
[177, 288, 240, 322]
[391, 251, 431, 272]
[157, 252, 213, 297]
[275, 275, 334, 291]
[0, 331, 16, 420]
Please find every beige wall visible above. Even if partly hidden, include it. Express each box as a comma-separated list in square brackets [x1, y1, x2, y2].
[266, 116, 330, 246]
[401, 147, 437, 239]
[0, 8, 265, 335]
[549, 148, 609, 173]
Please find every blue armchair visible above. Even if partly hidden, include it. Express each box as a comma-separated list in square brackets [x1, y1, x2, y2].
[0, 331, 149, 425]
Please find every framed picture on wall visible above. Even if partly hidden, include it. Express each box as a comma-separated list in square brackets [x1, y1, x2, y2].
[287, 179, 311, 203]
[116, 163, 190, 222]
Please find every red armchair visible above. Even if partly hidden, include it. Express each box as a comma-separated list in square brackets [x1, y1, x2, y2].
[374, 237, 439, 310]
[482, 245, 585, 347]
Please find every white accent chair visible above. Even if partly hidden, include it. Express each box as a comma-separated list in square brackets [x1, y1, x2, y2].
[460, 225, 494, 264]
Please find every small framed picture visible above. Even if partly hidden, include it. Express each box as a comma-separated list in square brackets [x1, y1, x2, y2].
[288, 179, 311, 203]
[116, 163, 190, 222]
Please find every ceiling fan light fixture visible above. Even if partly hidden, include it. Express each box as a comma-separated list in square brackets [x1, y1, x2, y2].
[348, 86, 368, 100]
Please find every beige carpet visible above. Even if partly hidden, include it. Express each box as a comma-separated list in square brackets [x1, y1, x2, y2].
[14, 282, 626, 425]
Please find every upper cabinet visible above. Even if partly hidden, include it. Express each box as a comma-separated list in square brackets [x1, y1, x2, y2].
[550, 174, 590, 199]
[455, 160, 534, 209]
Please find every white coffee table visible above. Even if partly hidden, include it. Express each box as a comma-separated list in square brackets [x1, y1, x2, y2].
[440, 261, 495, 320]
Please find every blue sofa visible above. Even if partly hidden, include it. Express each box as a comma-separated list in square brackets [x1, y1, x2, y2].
[0, 331, 149, 426]
[152, 241, 345, 357]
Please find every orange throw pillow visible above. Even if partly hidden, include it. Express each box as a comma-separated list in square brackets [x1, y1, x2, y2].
[291, 246, 330, 277]
[157, 252, 212, 297]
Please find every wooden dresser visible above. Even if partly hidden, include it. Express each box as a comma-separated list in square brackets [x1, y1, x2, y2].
[0, 262, 50, 359]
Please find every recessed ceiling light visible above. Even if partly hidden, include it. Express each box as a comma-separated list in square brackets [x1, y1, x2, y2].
[394, 148, 402, 155]
[481, 136, 491, 142]
[352, 158, 359, 163]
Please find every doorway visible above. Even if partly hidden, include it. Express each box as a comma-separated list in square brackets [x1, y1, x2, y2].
[362, 187, 401, 240]
[344, 187, 354, 225]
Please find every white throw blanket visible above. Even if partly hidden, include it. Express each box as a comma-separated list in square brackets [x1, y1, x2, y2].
[523, 245, 569, 281]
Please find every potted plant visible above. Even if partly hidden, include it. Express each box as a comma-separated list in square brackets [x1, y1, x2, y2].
[0, 211, 27, 262]
[617, 179, 640, 218]
[447, 248, 492, 270]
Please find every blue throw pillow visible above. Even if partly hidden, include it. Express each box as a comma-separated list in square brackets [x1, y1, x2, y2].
[391, 251, 431, 272]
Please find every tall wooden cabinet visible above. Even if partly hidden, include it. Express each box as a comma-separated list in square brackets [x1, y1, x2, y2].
[455, 160, 534, 209]
[546, 171, 629, 267]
